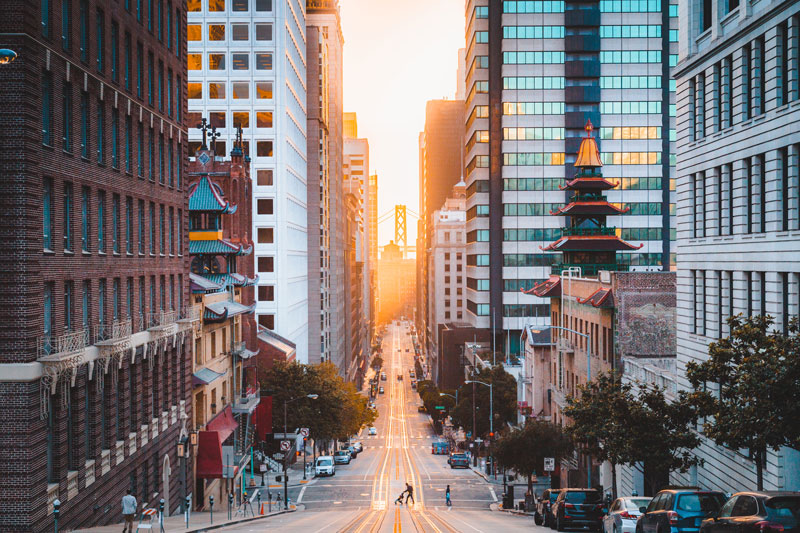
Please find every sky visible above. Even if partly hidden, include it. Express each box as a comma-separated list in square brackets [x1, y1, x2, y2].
[340, 0, 465, 248]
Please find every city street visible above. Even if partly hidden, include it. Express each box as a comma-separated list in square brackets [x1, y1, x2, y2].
[218, 321, 538, 532]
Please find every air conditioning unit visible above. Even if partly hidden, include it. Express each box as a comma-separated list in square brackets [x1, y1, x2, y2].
[599, 270, 612, 283]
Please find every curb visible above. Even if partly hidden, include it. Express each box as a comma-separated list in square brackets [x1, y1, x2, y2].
[187, 509, 295, 532]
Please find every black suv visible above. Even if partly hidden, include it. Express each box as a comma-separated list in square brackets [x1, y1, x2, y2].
[637, 489, 726, 533]
[536, 488, 562, 527]
[552, 489, 605, 531]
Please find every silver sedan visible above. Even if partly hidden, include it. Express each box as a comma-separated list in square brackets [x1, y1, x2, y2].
[603, 497, 652, 533]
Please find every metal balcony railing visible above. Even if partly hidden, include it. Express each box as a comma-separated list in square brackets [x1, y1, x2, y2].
[556, 337, 575, 353]
[231, 387, 260, 414]
[38, 329, 89, 359]
[147, 310, 178, 329]
[560, 226, 617, 237]
[93, 319, 132, 344]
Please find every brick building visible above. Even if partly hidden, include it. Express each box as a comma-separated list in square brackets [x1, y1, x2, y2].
[0, 1, 191, 530]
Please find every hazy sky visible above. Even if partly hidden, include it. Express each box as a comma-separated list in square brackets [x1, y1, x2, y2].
[340, 0, 465, 247]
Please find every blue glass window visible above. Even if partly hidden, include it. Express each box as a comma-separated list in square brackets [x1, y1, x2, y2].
[44, 178, 54, 250]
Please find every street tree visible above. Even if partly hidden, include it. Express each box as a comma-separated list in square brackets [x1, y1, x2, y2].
[450, 365, 518, 439]
[493, 420, 573, 493]
[686, 315, 800, 490]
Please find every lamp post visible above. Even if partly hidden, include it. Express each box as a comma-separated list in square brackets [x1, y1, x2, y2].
[282, 394, 318, 509]
[52, 499, 60, 533]
[466, 379, 493, 475]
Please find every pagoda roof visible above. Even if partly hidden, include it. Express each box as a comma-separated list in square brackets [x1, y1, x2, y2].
[561, 176, 619, 191]
[189, 272, 223, 293]
[189, 239, 253, 256]
[541, 235, 644, 252]
[574, 120, 603, 168]
[576, 287, 614, 308]
[204, 300, 256, 322]
[523, 275, 562, 298]
[188, 176, 237, 213]
[551, 201, 629, 216]
[204, 273, 259, 288]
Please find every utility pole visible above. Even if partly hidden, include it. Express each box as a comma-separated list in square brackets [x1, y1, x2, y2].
[472, 379, 477, 466]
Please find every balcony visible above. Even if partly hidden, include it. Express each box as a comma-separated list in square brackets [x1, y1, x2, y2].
[94, 319, 132, 344]
[551, 263, 628, 276]
[556, 337, 575, 353]
[38, 329, 89, 360]
[177, 305, 203, 329]
[561, 227, 617, 237]
[231, 387, 260, 414]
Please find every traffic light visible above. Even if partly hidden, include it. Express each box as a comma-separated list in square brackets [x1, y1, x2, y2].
[489, 432, 494, 439]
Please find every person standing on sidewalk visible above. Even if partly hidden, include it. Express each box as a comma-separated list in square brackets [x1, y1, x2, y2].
[405, 482, 415, 504]
[121, 489, 137, 533]
[445, 485, 451, 506]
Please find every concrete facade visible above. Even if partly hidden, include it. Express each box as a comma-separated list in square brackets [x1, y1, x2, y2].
[306, 1, 344, 367]
[673, 0, 800, 492]
[188, 0, 309, 362]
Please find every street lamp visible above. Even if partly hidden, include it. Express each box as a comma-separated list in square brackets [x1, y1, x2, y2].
[0, 49, 18, 64]
[52, 499, 60, 533]
[282, 394, 318, 509]
[465, 379, 493, 474]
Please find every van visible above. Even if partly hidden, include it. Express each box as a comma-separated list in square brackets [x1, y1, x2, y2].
[314, 456, 335, 477]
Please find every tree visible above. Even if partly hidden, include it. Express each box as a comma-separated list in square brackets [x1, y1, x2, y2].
[686, 315, 800, 490]
[450, 365, 518, 439]
[564, 373, 633, 497]
[494, 420, 573, 493]
[566, 372, 702, 495]
[371, 355, 383, 370]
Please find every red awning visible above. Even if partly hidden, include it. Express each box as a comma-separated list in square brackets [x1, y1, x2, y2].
[206, 405, 238, 444]
[196, 431, 224, 478]
[255, 395, 273, 442]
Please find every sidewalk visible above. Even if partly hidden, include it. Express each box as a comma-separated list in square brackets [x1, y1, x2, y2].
[75, 508, 294, 532]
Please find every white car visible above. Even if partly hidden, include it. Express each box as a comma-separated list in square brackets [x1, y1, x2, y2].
[314, 456, 336, 477]
[368, 427, 377, 436]
[603, 497, 652, 533]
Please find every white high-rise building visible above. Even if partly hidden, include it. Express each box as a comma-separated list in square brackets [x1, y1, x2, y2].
[188, 0, 309, 361]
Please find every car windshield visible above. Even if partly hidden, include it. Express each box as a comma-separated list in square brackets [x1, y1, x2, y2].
[451, 454, 466, 459]
[765, 497, 800, 528]
[676, 493, 724, 513]
[566, 491, 602, 504]
[627, 499, 652, 510]
[549, 492, 560, 502]
[317, 459, 332, 466]
[336, 451, 348, 455]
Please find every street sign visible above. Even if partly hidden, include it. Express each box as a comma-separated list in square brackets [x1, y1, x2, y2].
[434, 406, 446, 410]
[544, 457, 555, 471]
[280, 440, 291, 451]
[274, 453, 285, 460]
[475, 438, 483, 443]
[300, 428, 310, 437]
[259, 464, 267, 472]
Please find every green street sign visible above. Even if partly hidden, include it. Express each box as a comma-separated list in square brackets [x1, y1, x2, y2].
[435, 406, 446, 410]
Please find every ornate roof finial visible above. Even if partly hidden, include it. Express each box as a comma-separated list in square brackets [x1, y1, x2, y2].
[198, 118, 209, 150]
[209, 126, 221, 153]
[585, 119, 594, 137]
[574, 119, 603, 168]
[235, 125, 243, 150]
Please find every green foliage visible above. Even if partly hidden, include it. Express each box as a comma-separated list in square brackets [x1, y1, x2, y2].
[494, 420, 573, 490]
[257, 361, 376, 443]
[450, 365, 518, 437]
[371, 355, 384, 370]
[565, 371, 701, 495]
[685, 315, 800, 489]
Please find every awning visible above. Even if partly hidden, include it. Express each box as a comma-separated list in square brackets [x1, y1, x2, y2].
[196, 431, 224, 478]
[190, 272, 223, 293]
[192, 367, 227, 387]
[207, 405, 238, 443]
[204, 300, 257, 322]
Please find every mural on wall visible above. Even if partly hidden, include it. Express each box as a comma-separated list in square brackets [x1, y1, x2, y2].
[614, 273, 677, 358]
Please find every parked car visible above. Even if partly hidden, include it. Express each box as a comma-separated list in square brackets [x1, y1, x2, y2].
[381, 372, 387, 381]
[637, 489, 727, 533]
[352, 441, 364, 453]
[368, 426, 377, 436]
[551, 489, 605, 531]
[409, 371, 415, 378]
[411, 382, 417, 390]
[448, 452, 470, 469]
[397, 375, 403, 381]
[536, 489, 563, 527]
[417, 405, 427, 413]
[379, 386, 385, 394]
[315, 456, 335, 477]
[347, 445, 359, 458]
[334, 450, 352, 465]
[604, 497, 653, 533]
[700, 492, 800, 533]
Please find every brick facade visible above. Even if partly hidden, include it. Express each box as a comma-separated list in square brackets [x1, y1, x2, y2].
[0, 0, 190, 529]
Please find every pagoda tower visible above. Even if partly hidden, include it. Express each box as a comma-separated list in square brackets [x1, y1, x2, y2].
[543, 120, 642, 277]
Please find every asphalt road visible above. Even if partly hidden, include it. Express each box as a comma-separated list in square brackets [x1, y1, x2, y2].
[218, 321, 543, 532]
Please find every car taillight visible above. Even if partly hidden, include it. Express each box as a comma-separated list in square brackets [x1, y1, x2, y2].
[619, 511, 634, 519]
[565, 503, 576, 509]
[755, 521, 785, 533]
[667, 511, 679, 525]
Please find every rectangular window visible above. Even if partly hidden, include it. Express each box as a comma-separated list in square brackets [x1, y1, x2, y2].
[166, 1, 172, 49]
[42, 73, 53, 146]
[168, 207, 174, 255]
[167, 70, 173, 117]
[138, 199, 145, 254]
[177, 209, 182, 255]
[99, 192, 107, 254]
[157, 61, 163, 111]
[148, 127, 154, 179]
[741, 43, 751, 122]
[44, 178, 54, 250]
[79, 0, 89, 63]
[147, 52, 154, 105]
[232, 24, 248, 41]
[745, 158, 753, 234]
[62, 83, 72, 151]
[80, 91, 89, 158]
[746, 271, 753, 317]
[124, 116, 132, 172]
[98, 278, 106, 327]
[781, 147, 789, 232]
[159, 204, 165, 254]
[157, 0, 163, 41]
[137, 122, 144, 176]
[125, 197, 133, 254]
[257, 228, 274, 243]
[124, 32, 131, 91]
[65, 281, 73, 330]
[112, 194, 120, 253]
[95, 9, 104, 72]
[256, 0, 272, 10]
[61, 0, 71, 50]
[149, 202, 155, 254]
[233, 53, 249, 70]
[82, 280, 90, 330]
[64, 182, 73, 252]
[758, 154, 766, 233]
[760, 272, 767, 317]
[147, 0, 153, 32]
[257, 169, 273, 186]
[126, 278, 133, 319]
[754, 36, 766, 115]
[110, 21, 118, 82]
[256, 112, 273, 128]
[782, 272, 790, 334]
[256, 141, 273, 157]
[256, 23, 272, 41]
[258, 256, 274, 272]
[256, 82, 272, 99]
[111, 109, 119, 168]
[81, 187, 90, 252]
[136, 43, 143, 98]
[158, 134, 164, 183]
[96, 100, 104, 163]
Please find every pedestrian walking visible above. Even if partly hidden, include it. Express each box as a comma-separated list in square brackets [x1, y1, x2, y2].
[445, 485, 452, 506]
[121, 489, 137, 533]
[395, 491, 406, 505]
[405, 482, 415, 504]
